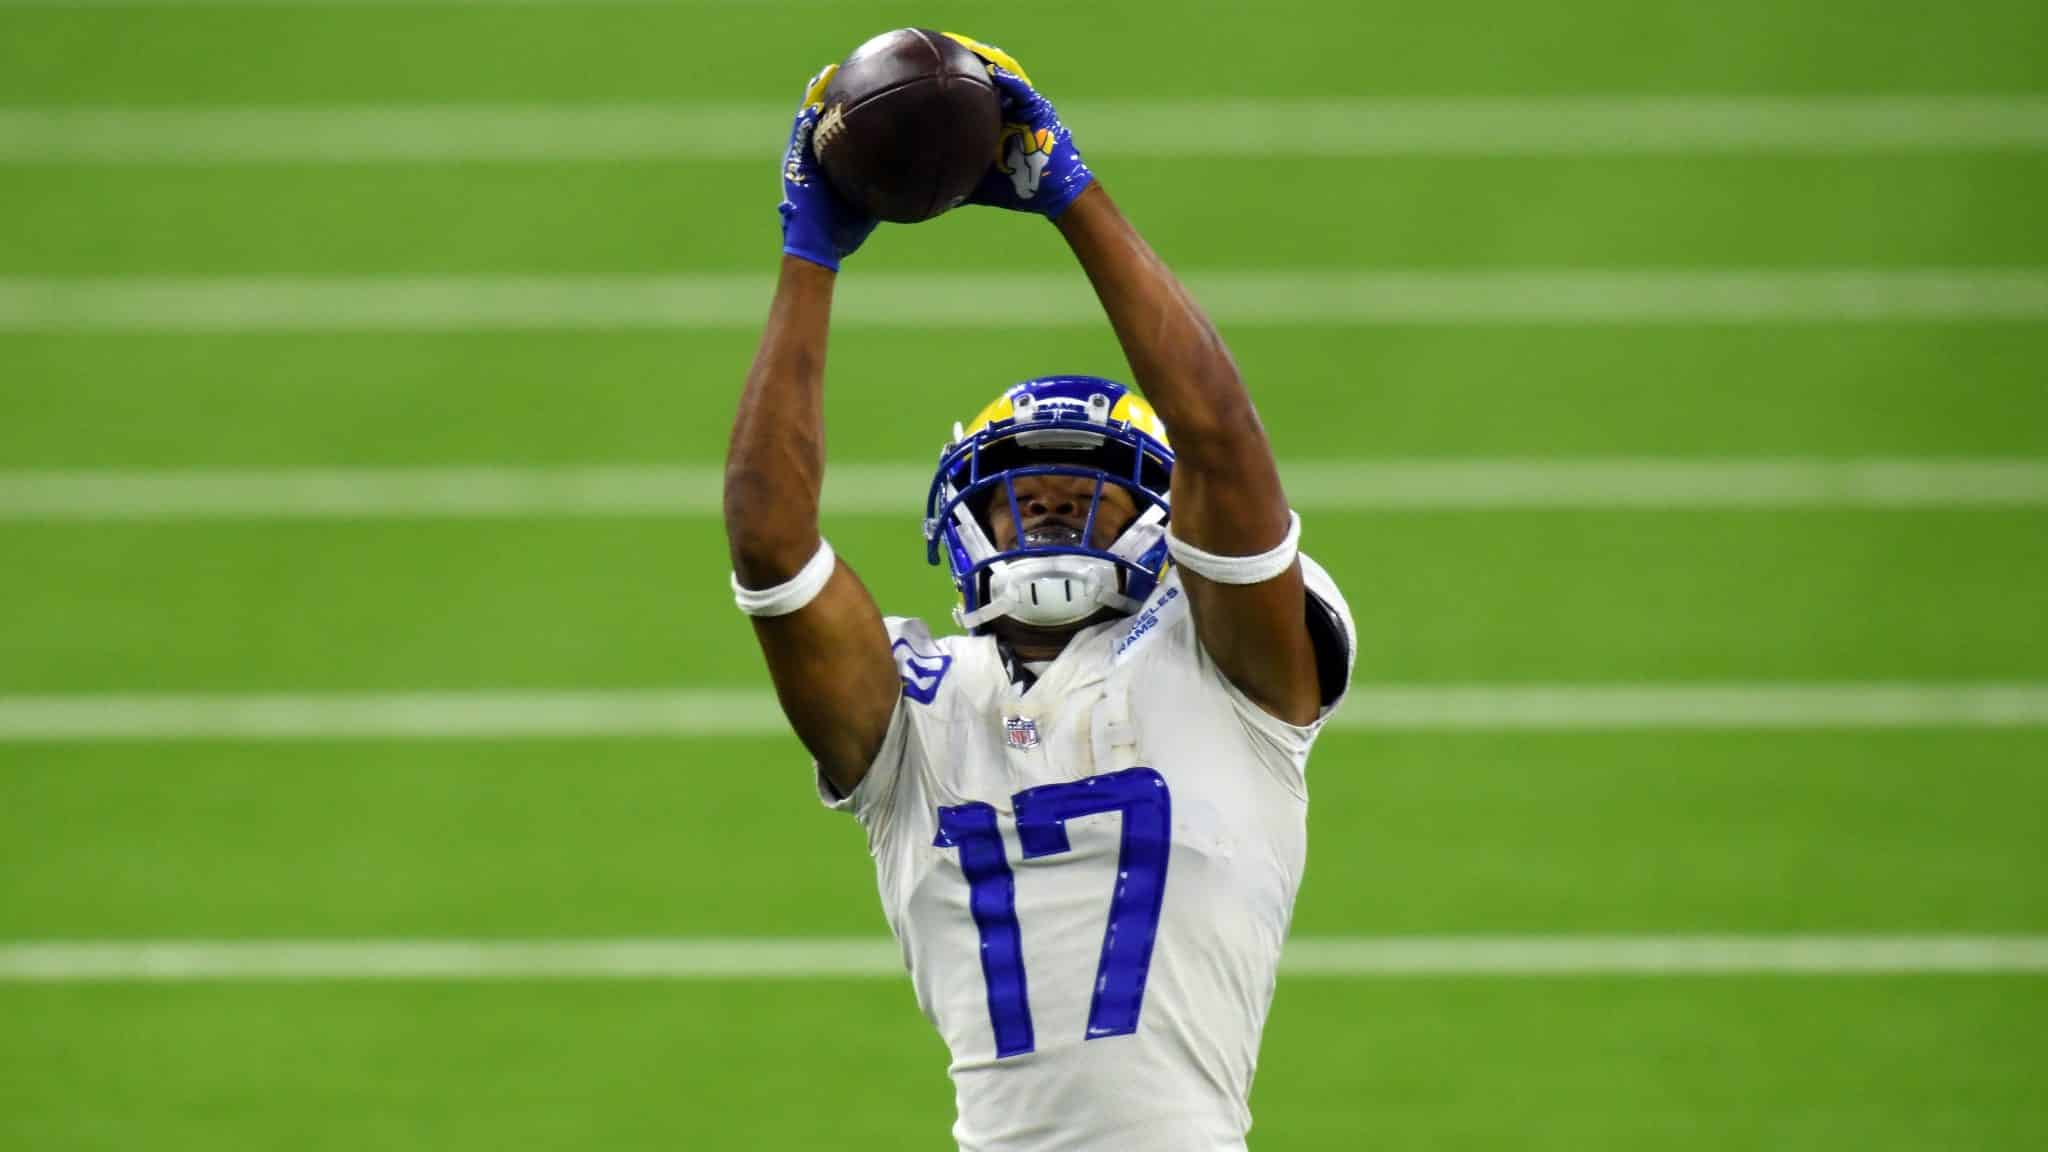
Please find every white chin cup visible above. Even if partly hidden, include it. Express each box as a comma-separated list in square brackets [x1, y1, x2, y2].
[969, 554, 1133, 630]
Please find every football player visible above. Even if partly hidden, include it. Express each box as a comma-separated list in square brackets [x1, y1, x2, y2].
[724, 35, 1356, 1152]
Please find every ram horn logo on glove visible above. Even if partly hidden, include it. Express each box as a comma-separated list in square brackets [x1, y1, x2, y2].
[998, 125, 1055, 200]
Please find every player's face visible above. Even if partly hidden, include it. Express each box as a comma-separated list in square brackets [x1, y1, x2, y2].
[986, 473, 1140, 552]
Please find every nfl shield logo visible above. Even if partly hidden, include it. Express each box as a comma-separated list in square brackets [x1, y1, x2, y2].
[1003, 716, 1040, 750]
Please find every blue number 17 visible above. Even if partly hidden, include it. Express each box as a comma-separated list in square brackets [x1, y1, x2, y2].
[932, 767, 1172, 1059]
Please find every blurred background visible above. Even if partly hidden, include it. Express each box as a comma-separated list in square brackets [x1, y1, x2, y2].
[3, 0, 2046, 1147]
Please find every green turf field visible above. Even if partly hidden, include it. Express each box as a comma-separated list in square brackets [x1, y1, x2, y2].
[4, 1, 2047, 1148]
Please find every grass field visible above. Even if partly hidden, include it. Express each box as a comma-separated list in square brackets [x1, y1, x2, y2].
[3, 0, 2047, 1148]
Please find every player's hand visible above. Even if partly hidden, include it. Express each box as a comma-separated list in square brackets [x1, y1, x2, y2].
[779, 65, 878, 271]
[943, 34, 1095, 220]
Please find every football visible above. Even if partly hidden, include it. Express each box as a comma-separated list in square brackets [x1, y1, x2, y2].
[815, 29, 1003, 224]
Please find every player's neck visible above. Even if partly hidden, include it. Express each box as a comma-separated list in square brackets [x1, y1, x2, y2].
[996, 623, 1078, 663]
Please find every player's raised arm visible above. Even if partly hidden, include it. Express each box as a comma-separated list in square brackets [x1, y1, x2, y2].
[724, 69, 899, 795]
[1057, 190, 1322, 725]
[953, 38, 1323, 726]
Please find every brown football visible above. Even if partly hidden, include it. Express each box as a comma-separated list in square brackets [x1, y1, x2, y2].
[815, 29, 1002, 224]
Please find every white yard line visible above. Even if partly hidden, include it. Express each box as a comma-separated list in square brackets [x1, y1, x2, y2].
[1332, 685, 2048, 730]
[4, 460, 2045, 522]
[3, 99, 2047, 162]
[0, 466, 739, 520]
[0, 0, 789, 7]
[0, 938, 909, 983]
[0, 936, 2042, 983]
[1, 685, 2045, 742]
[0, 690, 789, 741]
[1, 271, 2044, 331]
[1278, 937, 2048, 975]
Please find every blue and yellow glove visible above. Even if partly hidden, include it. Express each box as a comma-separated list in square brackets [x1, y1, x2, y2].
[943, 34, 1096, 220]
[778, 65, 877, 271]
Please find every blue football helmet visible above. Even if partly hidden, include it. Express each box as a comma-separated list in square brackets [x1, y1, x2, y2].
[925, 376, 1175, 634]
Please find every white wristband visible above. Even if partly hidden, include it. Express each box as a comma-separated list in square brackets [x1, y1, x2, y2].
[1165, 511, 1301, 585]
[731, 538, 837, 617]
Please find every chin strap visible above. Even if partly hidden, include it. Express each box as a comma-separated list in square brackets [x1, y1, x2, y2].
[958, 554, 1129, 631]
[950, 493, 998, 562]
[1106, 503, 1168, 565]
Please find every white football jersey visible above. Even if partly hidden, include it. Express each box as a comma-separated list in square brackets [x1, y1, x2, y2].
[819, 558, 1356, 1152]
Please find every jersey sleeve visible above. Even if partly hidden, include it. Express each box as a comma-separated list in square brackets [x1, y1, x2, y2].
[1198, 552, 1359, 795]
[814, 615, 953, 833]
